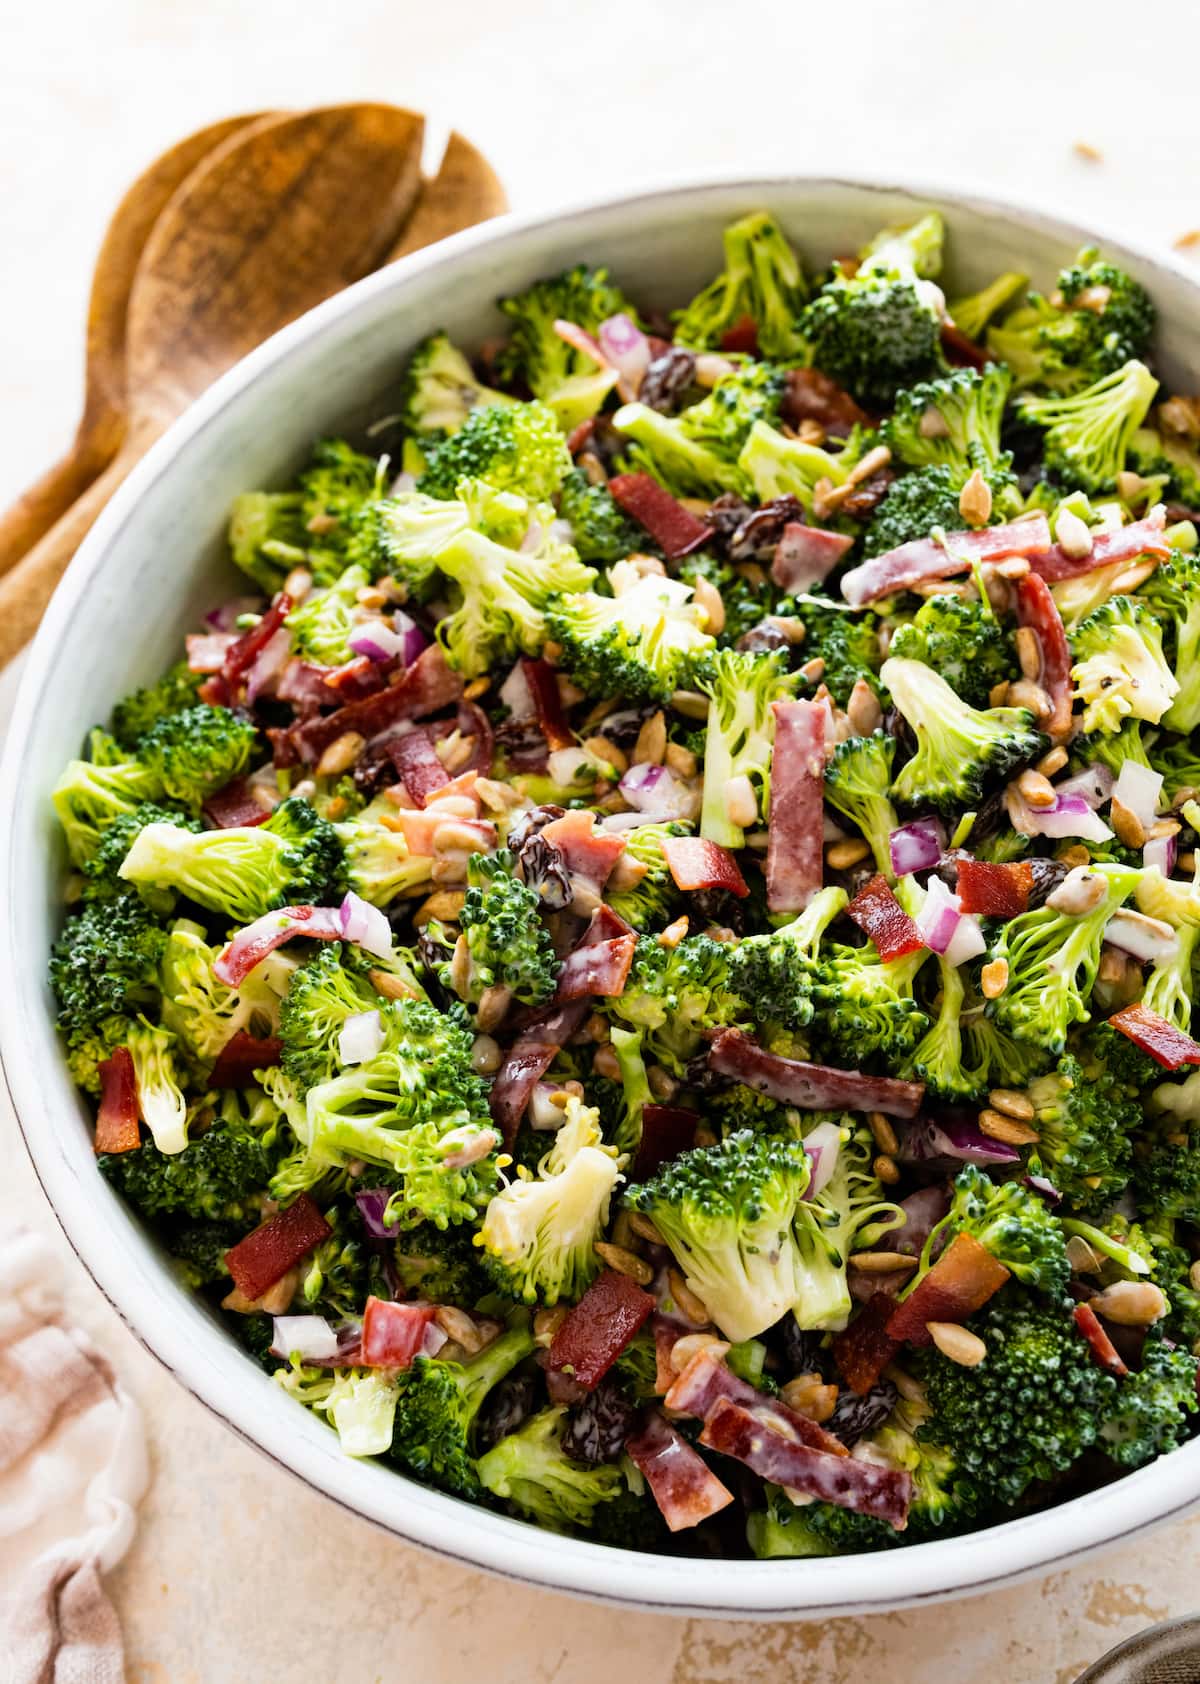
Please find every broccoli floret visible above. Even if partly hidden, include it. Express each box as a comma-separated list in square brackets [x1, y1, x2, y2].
[960, 1003, 1053, 1093]
[390, 1322, 536, 1497]
[798, 213, 946, 406]
[545, 569, 716, 703]
[862, 465, 975, 559]
[277, 945, 379, 1093]
[809, 931, 930, 1065]
[99, 1123, 270, 1225]
[275, 1363, 401, 1457]
[605, 934, 745, 1076]
[698, 648, 799, 847]
[475, 1405, 629, 1532]
[82, 802, 201, 911]
[497, 264, 636, 429]
[228, 440, 387, 592]
[50, 894, 166, 1040]
[110, 661, 202, 749]
[455, 850, 558, 1007]
[226, 490, 310, 594]
[736, 419, 860, 513]
[63, 1015, 133, 1098]
[1151, 736, 1200, 804]
[887, 593, 1018, 708]
[118, 796, 346, 923]
[791, 1119, 903, 1331]
[883, 365, 1014, 484]
[333, 796, 435, 908]
[823, 734, 899, 875]
[1025, 1053, 1138, 1212]
[678, 360, 788, 460]
[477, 1097, 621, 1305]
[707, 1083, 795, 1137]
[729, 885, 848, 1028]
[134, 704, 259, 810]
[913, 1291, 1118, 1506]
[1146, 1217, 1200, 1354]
[556, 468, 643, 563]
[398, 332, 515, 439]
[51, 737, 163, 866]
[1018, 361, 1158, 494]
[166, 1220, 240, 1291]
[605, 821, 689, 930]
[1070, 594, 1179, 734]
[988, 252, 1154, 394]
[1099, 1331, 1200, 1467]
[988, 863, 1141, 1053]
[611, 402, 750, 500]
[1129, 421, 1200, 507]
[298, 1209, 369, 1321]
[906, 1164, 1068, 1299]
[946, 271, 1028, 343]
[672, 211, 808, 359]
[159, 918, 286, 1071]
[392, 1219, 492, 1305]
[1132, 1126, 1200, 1226]
[881, 654, 1041, 812]
[416, 400, 573, 504]
[124, 1016, 188, 1155]
[1136, 551, 1200, 733]
[903, 954, 986, 1101]
[606, 1026, 653, 1161]
[284, 564, 370, 666]
[787, 593, 884, 705]
[678, 552, 774, 647]
[748, 1486, 837, 1557]
[625, 1128, 816, 1342]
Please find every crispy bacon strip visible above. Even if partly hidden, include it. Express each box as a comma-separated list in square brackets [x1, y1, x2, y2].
[771, 522, 854, 593]
[954, 857, 1032, 918]
[548, 1270, 655, 1389]
[608, 473, 711, 559]
[940, 320, 987, 369]
[208, 1031, 283, 1088]
[224, 1195, 331, 1302]
[765, 700, 825, 914]
[719, 315, 759, 355]
[846, 873, 924, 961]
[700, 1398, 912, 1528]
[489, 999, 592, 1146]
[1015, 571, 1073, 737]
[553, 934, 636, 1001]
[203, 778, 272, 830]
[625, 1410, 735, 1532]
[1108, 1003, 1200, 1070]
[709, 1029, 925, 1118]
[1074, 1302, 1129, 1377]
[885, 1233, 1010, 1346]
[521, 657, 575, 752]
[633, 1104, 698, 1181]
[664, 1348, 847, 1456]
[840, 514, 1053, 607]
[832, 1294, 901, 1394]
[220, 592, 293, 697]
[387, 729, 451, 806]
[1029, 508, 1170, 583]
[288, 645, 464, 765]
[94, 1047, 140, 1155]
[213, 905, 345, 987]
[540, 810, 627, 891]
[360, 1297, 439, 1369]
[660, 835, 748, 898]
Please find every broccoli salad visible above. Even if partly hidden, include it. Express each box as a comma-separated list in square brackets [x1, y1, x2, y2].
[50, 207, 1200, 1556]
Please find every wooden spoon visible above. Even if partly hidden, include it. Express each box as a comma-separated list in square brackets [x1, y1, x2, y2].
[387, 129, 507, 260]
[0, 103, 426, 666]
[0, 112, 267, 575]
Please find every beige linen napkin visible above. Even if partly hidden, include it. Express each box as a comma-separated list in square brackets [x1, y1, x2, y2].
[0, 1230, 147, 1683]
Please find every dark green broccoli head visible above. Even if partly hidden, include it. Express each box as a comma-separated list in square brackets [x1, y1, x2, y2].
[475, 1405, 629, 1533]
[278, 946, 377, 1094]
[881, 654, 1042, 812]
[672, 211, 808, 359]
[887, 594, 1018, 709]
[50, 895, 167, 1039]
[883, 365, 1013, 480]
[1018, 360, 1158, 494]
[706, 1083, 796, 1137]
[678, 361, 787, 460]
[556, 468, 644, 564]
[810, 940, 930, 1064]
[228, 439, 386, 593]
[728, 885, 848, 1030]
[81, 802, 201, 908]
[166, 1220, 240, 1289]
[863, 465, 969, 559]
[1146, 1219, 1200, 1354]
[417, 401, 572, 504]
[788, 594, 883, 706]
[678, 552, 776, 647]
[1025, 1053, 1139, 1213]
[927, 1164, 1069, 1297]
[800, 274, 943, 409]
[398, 332, 514, 439]
[392, 1218, 492, 1304]
[110, 661, 203, 750]
[1133, 1129, 1200, 1226]
[544, 573, 716, 704]
[390, 1323, 536, 1498]
[1135, 549, 1200, 734]
[496, 264, 636, 425]
[1050, 252, 1156, 385]
[1099, 1331, 1200, 1468]
[134, 704, 259, 810]
[605, 933, 745, 1075]
[458, 850, 559, 1007]
[63, 1014, 136, 1097]
[99, 1125, 270, 1224]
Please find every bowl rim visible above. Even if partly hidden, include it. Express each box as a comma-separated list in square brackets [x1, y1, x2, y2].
[7, 166, 1200, 1618]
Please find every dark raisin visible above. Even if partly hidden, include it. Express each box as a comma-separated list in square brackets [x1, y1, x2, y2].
[827, 1379, 898, 1447]
[727, 495, 805, 562]
[475, 1373, 539, 1455]
[840, 469, 896, 519]
[772, 1317, 832, 1380]
[1026, 855, 1069, 907]
[639, 347, 698, 415]
[737, 621, 790, 655]
[562, 1378, 637, 1464]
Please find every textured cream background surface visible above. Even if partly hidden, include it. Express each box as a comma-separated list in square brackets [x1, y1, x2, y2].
[3, 0, 1200, 1677]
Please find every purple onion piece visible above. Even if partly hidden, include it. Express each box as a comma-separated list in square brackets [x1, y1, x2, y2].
[889, 819, 944, 878]
[1024, 1173, 1062, 1207]
[355, 1188, 395, 1239]
[897, 1115, 1021, 1168]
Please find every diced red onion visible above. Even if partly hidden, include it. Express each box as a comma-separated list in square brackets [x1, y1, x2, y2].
[270, 1315, 340, 1362]
[1024, 1173, 1063, 1207]
[898, 1115, 1021, 1167]
[1113, 760, 1163, 830]
[245, 626, 291, 703]
[338, 1008, 384, 1066]
[1018, 792, 1114, 843]
[348, 622, 408, 662]
[499, 661, 536, 721]
[943, 913, 986, 968]
[421, 1322, 449, 1357]
[915, 875, 962, 955]
[598, 313, 653, 399]
[1054, 766, 1114, 810]
[802, 1120, 842, 1199]
[618, 761, 695, 820]
[889, 819, 944, 878]
[1145, 834, 1178, 877]
[339, 891, 393, 960]
[355, 1189, 394, 1238]
[1103, 909, 1179, 964]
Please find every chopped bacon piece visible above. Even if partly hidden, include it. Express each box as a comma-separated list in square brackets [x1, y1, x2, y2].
[766, 699, 825, 915]
[521, 657, 575, 752]
[1108, 1002, 1200, 1070]
[832, 1294, 900, 1394]
[885, 1233, 1010, 1346]
[225, 1195, 331, 1302]
[94, 1047, 140, 1155]
[553, 934, 636, 1001]
[607, 472, 710, 559]
[665, 1348, 847, 1457]
[634, 1104, 698, 1182]
[208, 1031, 282, 1088]
[489, 999, 592, 1146]
[548, 1269, 655, 1389]
[700, 1398, 911, 1528]
[213, 905, 345, 987]
[288, 645, 464, 765]
[360, 1297, 439, 1370]
[455, 699, 495, 777]
[719, 315, 759, 355]
[1030, 508, 1170, 583]
[203, 778, 272, 830]
[387, 729, 451, 806]
[940, 320, 987, 370]
[323, 655, 383, 696]
[625, 1410, 735, 1532]
[1074, 1302, 1130, 1378]
[660, 835, 749, 898]
[780, 367, 869, 439]
[385, 808, 493, 857]
[653, 1318, 682, 1394]
[220, 592, 292, 699]
[771, 522, 854, 593]
[1015, 572, 1073, 737]
[540, 810, 627, 891]
[846, 873, 924, 961]
[708, 1029, 925, 1118]
[840, 514, 1053, 606]
[565, 418, 596, 456]
[954, 857, 1033, 919]
[186, 631, 237, 673]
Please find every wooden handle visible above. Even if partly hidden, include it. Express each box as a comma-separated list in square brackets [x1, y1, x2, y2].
[0, 439, 146, 667]
[0, 428, 124, 577]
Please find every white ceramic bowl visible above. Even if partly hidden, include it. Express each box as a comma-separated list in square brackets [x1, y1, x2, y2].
[6, 174, 1200, 1619]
